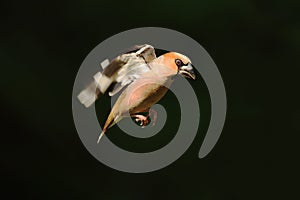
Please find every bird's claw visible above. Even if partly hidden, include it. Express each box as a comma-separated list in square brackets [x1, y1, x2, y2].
[131, 109, 157, 128]
[132, 114, 151, 127]
[149, 109, 157, 127]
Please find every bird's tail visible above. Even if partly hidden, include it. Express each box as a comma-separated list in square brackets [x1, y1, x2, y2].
[97, 115, 123, 143]
[97, 130, 106, 143]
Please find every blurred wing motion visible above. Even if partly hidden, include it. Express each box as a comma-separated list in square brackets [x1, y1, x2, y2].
[77, 44, 196, 143]
[77, 44, 156, 107]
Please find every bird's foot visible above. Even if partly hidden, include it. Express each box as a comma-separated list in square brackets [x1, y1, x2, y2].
[149, 109, 157, 127]
[131, 109, 157, 128]
[131, 113, 151, 128]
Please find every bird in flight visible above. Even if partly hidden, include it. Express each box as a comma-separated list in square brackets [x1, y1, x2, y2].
[77, 44, 196, 143]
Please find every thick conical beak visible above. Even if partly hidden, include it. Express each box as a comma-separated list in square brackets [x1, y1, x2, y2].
[179, 63, 196, 80]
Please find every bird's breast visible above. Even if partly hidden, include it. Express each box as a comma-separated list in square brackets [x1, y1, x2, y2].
[121, 76, 173, 115]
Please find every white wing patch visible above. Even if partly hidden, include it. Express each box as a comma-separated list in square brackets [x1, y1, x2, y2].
[78, 44, 156, 107]
[100, 59, 110, 69]
[107, 45, 156, 96]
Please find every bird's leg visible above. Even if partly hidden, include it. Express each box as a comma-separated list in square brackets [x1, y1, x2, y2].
[131, 111, 151, 128]
[149, 108, 157, 127]
[130, 108, 157, 127]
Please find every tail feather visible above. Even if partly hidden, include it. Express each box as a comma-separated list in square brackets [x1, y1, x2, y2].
[96, 115, 123, 143]
[97, 130, 105, 143]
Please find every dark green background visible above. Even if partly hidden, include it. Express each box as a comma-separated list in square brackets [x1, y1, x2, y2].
[1, 0, 299, 199]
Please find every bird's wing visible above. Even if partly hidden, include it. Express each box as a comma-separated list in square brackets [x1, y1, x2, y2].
[77, 44, 156, 107]
[108, 44, 156, 96]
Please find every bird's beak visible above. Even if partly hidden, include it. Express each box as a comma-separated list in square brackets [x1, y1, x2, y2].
[179, 63, 196, 80]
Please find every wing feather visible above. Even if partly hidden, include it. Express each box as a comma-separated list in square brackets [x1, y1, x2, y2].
[77, 44, 156, 107]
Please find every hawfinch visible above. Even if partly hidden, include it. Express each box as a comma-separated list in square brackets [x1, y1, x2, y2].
[77, 44, 196, 143]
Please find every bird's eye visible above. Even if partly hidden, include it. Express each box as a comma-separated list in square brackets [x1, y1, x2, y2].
[175, 59, 183, 67]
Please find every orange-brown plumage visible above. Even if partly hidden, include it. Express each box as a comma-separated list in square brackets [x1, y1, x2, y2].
[96, 51, 195, 143]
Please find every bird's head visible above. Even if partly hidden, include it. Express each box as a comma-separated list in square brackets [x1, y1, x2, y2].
[159, 52, 196, 80]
